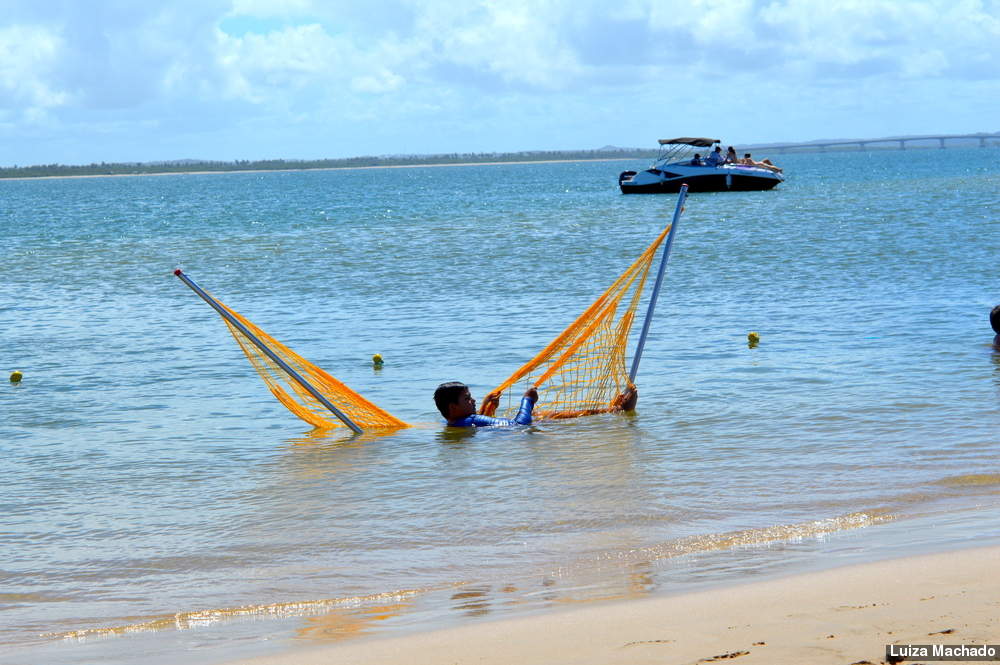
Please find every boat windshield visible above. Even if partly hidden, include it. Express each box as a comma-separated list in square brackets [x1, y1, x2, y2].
[654, 140, 720, 167]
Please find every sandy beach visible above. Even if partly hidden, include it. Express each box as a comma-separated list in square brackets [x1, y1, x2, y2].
[227, 546, 1000, 665]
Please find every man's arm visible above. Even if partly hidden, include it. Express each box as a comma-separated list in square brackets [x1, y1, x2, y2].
[458, 388, 537, 427]
[512, 388, 538, 425]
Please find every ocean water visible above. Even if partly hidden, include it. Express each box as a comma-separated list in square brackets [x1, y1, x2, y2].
[2, 149, 999, 664]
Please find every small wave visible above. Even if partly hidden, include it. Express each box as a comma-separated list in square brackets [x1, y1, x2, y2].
[44, 587, 429, 642]
[592, 510, 896, 564]
[934, 473, 1000, 487]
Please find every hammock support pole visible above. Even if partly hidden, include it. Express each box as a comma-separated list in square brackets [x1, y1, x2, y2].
[628, 183, 688, 382]
[174, 269, 364, 434]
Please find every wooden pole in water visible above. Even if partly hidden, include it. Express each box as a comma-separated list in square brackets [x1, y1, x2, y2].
[174, 269, 364, 434]
[628, 184, 688, 382]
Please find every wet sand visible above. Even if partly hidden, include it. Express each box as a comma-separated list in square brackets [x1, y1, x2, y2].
[225, 545, 1000, 665]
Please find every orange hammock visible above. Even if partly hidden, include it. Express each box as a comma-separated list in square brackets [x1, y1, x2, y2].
[479, 223, 674, 421]
[176, 187, 686, 431]
[481, 186, 688, 421]
[174, 270, 407, 432]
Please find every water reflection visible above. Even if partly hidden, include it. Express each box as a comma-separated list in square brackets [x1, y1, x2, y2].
[990, 342, 1000, 393]
[286, 424, 409, 446]
[628, 560, 656, 595]
[436, 426, 478, 445]
[297, 598, 416, 641]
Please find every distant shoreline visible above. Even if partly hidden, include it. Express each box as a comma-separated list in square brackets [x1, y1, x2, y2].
[3, 137, 993, 181]
[0, 157, 639, 182]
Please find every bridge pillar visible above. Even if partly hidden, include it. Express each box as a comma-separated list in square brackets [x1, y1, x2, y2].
[939, 138, 946, 149]
[980, 137, 987, 148]
[899, 140, 905, 150]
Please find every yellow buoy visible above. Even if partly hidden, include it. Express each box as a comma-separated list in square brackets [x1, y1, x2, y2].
[747, 331, 760, 348]
[372, 353, 384, 367]
[10, 370, 23, 383]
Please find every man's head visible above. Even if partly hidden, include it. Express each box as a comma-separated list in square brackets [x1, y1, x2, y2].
[434, 381, 476, 420]
[991, 305, 1000, 334]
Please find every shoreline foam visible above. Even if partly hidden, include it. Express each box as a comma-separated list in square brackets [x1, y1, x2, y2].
[225, 545, 1000, 665]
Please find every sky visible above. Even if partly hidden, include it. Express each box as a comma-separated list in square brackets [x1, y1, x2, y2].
[1, 0, 998, 166]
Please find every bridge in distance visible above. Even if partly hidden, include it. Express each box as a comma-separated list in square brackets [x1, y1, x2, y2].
[748, 132, 999, 153]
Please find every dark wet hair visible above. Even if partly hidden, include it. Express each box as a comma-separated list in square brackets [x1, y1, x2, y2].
[434, 381, 468, 417]
[744, 153, 751, 158]
[991, 305, 1000, 334]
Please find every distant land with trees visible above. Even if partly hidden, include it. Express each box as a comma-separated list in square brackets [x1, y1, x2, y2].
[0, 148, 653, 180]
[1, 132, 996, 179]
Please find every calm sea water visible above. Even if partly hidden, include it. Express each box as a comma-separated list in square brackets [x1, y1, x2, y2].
[2, 149, 999, 664]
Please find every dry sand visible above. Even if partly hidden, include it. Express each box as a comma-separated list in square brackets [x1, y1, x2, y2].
[226, 545, 1000, 665]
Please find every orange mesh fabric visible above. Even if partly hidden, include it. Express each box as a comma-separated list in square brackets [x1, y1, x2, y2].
[480, 223, 672, 421]
[212, 299, 408, 431]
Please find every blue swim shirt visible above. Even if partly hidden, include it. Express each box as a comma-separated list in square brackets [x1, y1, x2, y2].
[447, 396, 536, 427]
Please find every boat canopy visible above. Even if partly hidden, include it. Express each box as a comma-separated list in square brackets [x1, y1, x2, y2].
[658, 137, 719, 147]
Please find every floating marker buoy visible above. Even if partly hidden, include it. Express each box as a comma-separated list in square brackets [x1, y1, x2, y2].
[372, 353, 384, 367]
[10, 370, 23, 383]
[747, 332, 760, 348]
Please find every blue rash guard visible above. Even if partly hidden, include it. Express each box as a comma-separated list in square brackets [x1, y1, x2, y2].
[448, 397, 536, 428]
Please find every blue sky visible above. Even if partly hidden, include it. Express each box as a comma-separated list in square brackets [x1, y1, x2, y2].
[1, 0, 997, 166]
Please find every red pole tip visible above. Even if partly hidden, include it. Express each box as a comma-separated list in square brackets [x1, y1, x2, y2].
[174, 269, 183, 276]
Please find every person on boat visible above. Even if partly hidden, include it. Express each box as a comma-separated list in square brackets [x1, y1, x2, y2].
[706, 146, 726, 167]
[435, 382, 537, 427]
[690, 153, 703, 166]
[739, 153, 782, 173]
[991, 305, 1000, 349]
[725, 146, 738, 164]
[759, 158, 783, 173]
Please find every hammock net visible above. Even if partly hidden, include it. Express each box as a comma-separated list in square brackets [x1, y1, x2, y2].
[207, 294, 407, 431]
[180, 203, 679, 430]
[479, 222, 672, 421]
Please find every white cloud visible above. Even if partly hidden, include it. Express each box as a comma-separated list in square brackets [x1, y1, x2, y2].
[351, 69, 405, 94]
[0, 0, 997, 165]
[0, 24, 69, 110]
[414, 2, 584, 90]
[754, 0, 1000, 80]
[230, 0, 314, 17]
[216, 23, 344, 98]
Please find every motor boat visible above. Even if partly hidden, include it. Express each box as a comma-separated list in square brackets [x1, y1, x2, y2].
[619, 137, 784, 193]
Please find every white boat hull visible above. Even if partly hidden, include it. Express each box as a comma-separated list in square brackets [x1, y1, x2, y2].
[620, 163, 783, 193]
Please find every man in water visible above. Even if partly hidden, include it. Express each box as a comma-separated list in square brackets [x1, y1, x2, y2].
[435, 382, 537, 427]
[434, 382, 639, 427]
